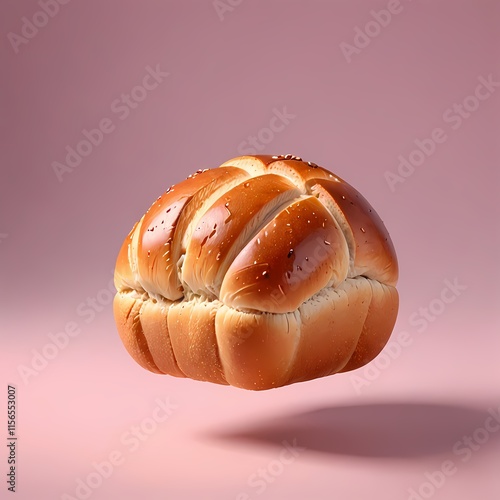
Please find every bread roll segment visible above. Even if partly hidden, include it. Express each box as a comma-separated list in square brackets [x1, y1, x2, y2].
[219, 195, 349, 314]
[114, 155, 399, 390]
[182, 174, 301, 298]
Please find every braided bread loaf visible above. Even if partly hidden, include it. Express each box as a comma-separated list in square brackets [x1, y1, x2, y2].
[113, 155, 398, 390]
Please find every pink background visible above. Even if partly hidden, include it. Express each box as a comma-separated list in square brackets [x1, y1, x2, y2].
[1, 1, 499, 499]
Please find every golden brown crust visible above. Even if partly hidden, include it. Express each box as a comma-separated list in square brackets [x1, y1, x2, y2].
[167, 299, 228, 385]
[339, 280, 399, 372]
[135, 167, 249, 300]
[112, 292, 164, 374]
[220, 196, 349, 313]
[182, 174, 301, 298]
[309, 178, 398, 286]
[114, 155, 399, 390]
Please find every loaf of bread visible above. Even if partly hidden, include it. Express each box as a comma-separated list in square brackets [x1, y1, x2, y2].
[113, 154, 399, 390]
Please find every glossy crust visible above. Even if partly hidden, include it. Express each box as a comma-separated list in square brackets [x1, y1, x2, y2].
[113, 155, 399, 390]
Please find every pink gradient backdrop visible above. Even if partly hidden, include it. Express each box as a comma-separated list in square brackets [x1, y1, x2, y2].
[1, 1, 499, 499]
